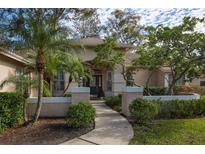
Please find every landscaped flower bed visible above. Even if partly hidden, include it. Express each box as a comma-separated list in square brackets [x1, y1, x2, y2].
[0, 118, 94, 145]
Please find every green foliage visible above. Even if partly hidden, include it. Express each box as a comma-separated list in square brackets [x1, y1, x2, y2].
[104, 9, 142, 44]
[144, 87, 167, 96]
[129, 98, 205, 124]
[0, 74, 37, 98]
[58, 52, 91, 83]
[129, 99, 159, 124]
[66, 102, 96, 128]
[1, 9, 74, 122]
[69, 8, 101, 38]
[156, 99, 205, 119]
[201, 95, 205, 100]
[104, 95, 122, 112]
[0, 92, 24, 133]
[93, 37, 124, 70]
[135, 17, 205, 94]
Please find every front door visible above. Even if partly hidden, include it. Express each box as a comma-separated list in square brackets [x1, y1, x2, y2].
[90, 75, 104, 98]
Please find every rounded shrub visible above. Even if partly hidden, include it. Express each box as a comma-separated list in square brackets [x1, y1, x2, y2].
[0, 92, 24, 133]
[66, 102, 96, 128]
[129, 98, 159, 124]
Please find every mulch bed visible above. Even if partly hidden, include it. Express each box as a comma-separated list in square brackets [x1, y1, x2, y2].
[0, 118, 94, 145]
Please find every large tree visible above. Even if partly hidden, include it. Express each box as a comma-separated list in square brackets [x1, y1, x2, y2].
[69, 8, 102, 38]
[135, 17, 205, 94]
[104, 9, 142, 44]
[93, 37, 124, 70]
[0, 9, 73, 122]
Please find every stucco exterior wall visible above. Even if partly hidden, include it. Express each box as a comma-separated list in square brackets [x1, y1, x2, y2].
[74, 47, 97, 62]
[0, 54, 25, 92]
[156, 70, 165, 87]
[30, 72, 38, 97]
[189, 77, 205, 86]
[133, 69, 165, 87]
[112, 64, 126, 95]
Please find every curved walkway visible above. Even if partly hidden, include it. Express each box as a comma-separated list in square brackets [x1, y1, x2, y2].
[61, 100, 134, 145]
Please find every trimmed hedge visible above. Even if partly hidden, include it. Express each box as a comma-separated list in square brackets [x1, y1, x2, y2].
[129, 98, 205, 124]
[129, 98, 159, 124]
[156, 99, 205, 119]
[104, 95, 122, 112]
[66, 102, 96, 128]
[144, 87, 167, 96]
[0, 92, 24, 133]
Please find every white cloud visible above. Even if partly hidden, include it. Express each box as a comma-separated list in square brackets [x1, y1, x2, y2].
[98, 8, 205, 32]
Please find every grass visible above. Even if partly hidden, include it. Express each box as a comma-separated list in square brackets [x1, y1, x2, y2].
[130, 118, 205, 145]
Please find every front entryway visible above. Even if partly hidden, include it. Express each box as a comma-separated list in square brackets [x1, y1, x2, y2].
[90, 75, 104, 98]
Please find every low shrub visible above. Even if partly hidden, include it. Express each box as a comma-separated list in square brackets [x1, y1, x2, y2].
[157, 99, 205, 119]
[0, 92, 24, 133]
[129, 98, 205, 124]
[144, 87, 167, 95]
[66, 102, 96, 128]
[104, 95, 121, 112]
[129, 98, 159, 124]
[201, 95, 205, 100]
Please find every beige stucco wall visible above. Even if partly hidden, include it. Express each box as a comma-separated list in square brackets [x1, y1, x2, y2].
[189, 77, 205, 86]
[112, 64, 126, 95]
[30, 72, 38, 97]
[74, 47, 97, 62]
[133, 69, 165, 87]
[27, 103, 70, 117]
[0, 54, 25, 92]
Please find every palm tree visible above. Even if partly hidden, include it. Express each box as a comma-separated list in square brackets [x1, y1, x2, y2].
[58, 52, 91, 95]
[0, 74, 37, 122]
[44, 52, 60, 95]
[1, 9, 74, 123]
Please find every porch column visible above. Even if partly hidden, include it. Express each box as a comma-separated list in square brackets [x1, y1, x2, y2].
[122, 86, 144, 117]
[71, 87, 90, 104]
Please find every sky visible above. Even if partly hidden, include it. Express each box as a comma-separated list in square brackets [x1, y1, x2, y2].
[99, 8, 205, 32]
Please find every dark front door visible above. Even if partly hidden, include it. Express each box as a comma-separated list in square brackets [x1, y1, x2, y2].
[90, 75, 104, 98]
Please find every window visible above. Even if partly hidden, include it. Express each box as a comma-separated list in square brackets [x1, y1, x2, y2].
[16, 68, 24, 76]
[107, 72, 112, 91]
[200, 81, 205, 86]
[53, 71, 65, 91]
[164, 73, 185, 87]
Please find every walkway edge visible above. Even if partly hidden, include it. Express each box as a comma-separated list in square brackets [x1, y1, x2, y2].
[60, 101, 134, 145]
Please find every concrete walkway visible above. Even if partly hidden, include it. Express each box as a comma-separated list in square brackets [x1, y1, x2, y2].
[61, 100, 134, 145]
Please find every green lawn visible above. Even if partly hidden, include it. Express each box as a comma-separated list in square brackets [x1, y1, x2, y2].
[130, 118, 205, 145]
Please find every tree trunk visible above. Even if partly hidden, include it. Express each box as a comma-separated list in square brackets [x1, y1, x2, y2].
[23, 99, 28, 122]
[63, 76, 73, 95]
[167, 81, 176, 95]
[50, 77, 53, 95]
[23, 90, 29, 123]
[33, 72, 44, 122]
[33, 51, 45, 123]
[145, 71, 155, 96]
